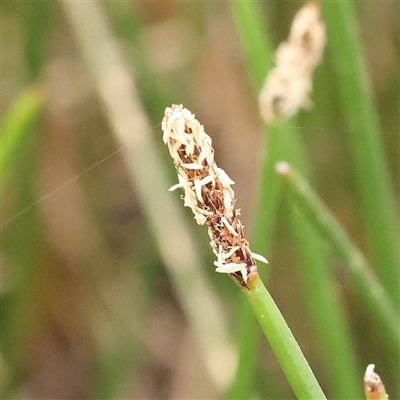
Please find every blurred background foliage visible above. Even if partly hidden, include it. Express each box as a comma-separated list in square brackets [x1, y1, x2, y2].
[1, 1, 398, 399]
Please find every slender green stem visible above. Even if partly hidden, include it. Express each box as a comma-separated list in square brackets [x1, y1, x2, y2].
[290, 211, 363, 399]
[1, 88, 43, 187]
[322, 2, 399, 307]
[244, 276, 327, 400]
[279, 123, 361, 399]
[229, 1, 274, 90]
[277, 162, 400, 348]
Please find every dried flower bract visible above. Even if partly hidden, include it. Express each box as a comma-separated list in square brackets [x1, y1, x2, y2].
[259, 2, 326, 124]
[364, 364, 388, 400]
[162, 104, 267, 288]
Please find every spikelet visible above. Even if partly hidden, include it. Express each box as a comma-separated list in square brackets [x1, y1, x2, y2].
[364, 364, 389, 400]
[259, 2, 326, 124]
[162, 104, 268, 288]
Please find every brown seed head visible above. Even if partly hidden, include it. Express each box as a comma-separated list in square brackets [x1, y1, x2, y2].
[162, 104, 267, 287]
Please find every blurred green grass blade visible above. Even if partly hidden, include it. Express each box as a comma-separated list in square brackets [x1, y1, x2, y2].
[244, 276, 327, 400]
[1, 88, 43, 186]
[230, 0, 274, 89]
[322, 2, 399, 307]
[281, 122, 362, 400]
[22, 2, 54, 81]
[290, 214, 364, 400]
[280, 122, 361, 400]
[1, 125, 42, 396]
[230, 0, 286, 269]
[277, 162, 400, 348]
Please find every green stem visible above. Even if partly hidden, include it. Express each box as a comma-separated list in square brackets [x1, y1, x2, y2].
[290, 211, 363, 399]
[277, 162, 400, 348]
[244, 276, 327, 400]
[229, 1, 274, 90]
[1, 88, 43, 187]
[322, 2, 399, 307]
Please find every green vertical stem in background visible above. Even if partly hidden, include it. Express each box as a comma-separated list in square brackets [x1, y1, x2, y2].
[230, 0, 281, 263]
[1, 3, 48, 394]
[1, 128, 43, 398]
[1, 88, 43, 188]
[229, 2, 361, 399]
[229, 1, 274, 88]
[244, 276, 327, 400]
[291, 212, 363, 400]
[21, 2, 54, 81]
[281, 123, 362, 400]
[322, 2, 399, 308]
[277, 162, 400, 350]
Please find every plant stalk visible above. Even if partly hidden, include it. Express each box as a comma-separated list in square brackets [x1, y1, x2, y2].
[244, 275, 327, 400]
[277, 162, 400, 347]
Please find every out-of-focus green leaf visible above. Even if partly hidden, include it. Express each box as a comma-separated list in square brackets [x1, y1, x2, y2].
[1, 88, 43, 187]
